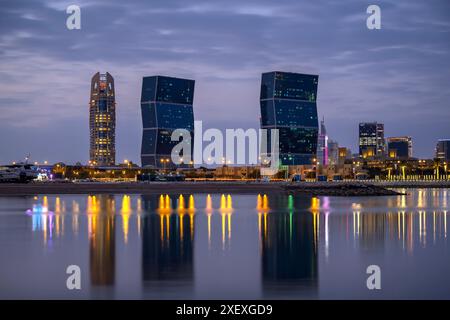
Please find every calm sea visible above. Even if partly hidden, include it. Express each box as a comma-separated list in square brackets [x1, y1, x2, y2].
[0, 188, 449, 299]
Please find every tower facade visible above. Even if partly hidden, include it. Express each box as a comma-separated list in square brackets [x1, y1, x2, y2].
[387, 136, 412, 159]
[359, 122, 385, 158]
[436, 139, 450, 161]
[317, 117, 328, 166]
[259, 71, 319, 166]
[140, 76, 195, 168]
[89, 72, 116, 166]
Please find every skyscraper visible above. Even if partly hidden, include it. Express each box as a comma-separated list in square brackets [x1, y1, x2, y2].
[435, 139, 450, 161]
[317, 117, 328, 166]
[260, 71, 319, 166]
[359, 122, 385, 158]
[89, 72, 116, 166]
[387, 136, 412, 159]
[140, 76, 195, 168]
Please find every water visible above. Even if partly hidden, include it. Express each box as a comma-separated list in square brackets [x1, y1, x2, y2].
[0, 188, 449, 299]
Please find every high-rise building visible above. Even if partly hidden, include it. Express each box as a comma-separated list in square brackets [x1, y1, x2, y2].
[435, 139, 450, 161]
[387, 136, 412, 159]
[259, 71, 319, 166]
[317, 117, 328, 166]
[140, 76, 195, 168]
[359, 122, 385, 158]
[328, 139, 339, 166]
[89, 72, 116, 166]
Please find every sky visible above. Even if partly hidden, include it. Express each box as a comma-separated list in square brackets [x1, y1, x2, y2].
[0, 0, 449, 164]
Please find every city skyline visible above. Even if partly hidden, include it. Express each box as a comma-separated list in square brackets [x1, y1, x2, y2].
[1, 0, 450, 164]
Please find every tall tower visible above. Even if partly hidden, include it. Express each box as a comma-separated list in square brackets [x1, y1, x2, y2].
[89, 72, 116, 166]
[140, 75, 195, 168]
[260, 71, 319, 166]
[317, 117, 328, 166]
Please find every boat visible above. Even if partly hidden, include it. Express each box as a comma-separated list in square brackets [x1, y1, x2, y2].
[0, 164, 39, 183]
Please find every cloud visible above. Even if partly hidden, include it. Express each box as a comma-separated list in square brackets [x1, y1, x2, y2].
[0, 0, 449, 163]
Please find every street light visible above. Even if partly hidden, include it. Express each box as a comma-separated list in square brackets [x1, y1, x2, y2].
[160, 158, 170, 172]
[401, 165, 406, 180]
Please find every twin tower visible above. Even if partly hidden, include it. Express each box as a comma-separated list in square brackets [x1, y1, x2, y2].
[90, 72, 319, 168]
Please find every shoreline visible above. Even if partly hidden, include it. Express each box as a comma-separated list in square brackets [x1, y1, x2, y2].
[0, 181, 440, 196]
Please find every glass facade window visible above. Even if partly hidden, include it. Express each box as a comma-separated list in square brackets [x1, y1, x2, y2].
[141, 103, 157, 128]
[274, 100, 318, 127]
[260, 100, 275, 126]
[141, 77, 157, 102]
[155, 77, 195, 104]
[260, 71, 319, 166]
[156, 103, 194, 129]
[141, 129, 157, 155]
[273, 72, 318, 102]
[140, 76, 195, 168]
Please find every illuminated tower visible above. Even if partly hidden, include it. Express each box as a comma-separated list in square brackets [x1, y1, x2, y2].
[317, 117, 328, 166]
[259, 71, 319, 166]
[89, 72, 116, 166]
[140, 76, 195, 168]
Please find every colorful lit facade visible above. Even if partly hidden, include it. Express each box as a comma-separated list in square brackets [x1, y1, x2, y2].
[140, 76, 195, 168]
[89, 72, 116, 166]
[259, 71, 319, 166]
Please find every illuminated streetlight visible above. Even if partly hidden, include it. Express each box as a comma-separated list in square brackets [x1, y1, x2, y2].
[401, 165, 406, 180]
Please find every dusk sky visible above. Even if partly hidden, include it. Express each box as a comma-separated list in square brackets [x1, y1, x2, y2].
[1, 0, 449, 164]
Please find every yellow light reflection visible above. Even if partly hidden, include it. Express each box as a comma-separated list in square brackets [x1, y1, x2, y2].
[206, 194, 213, 211]
[55, 197, 61, 213]
[207, 213, 212, 248]
[178, 194, 185, 210]
[189, 195, 195, 211]
[121, 195, 131, 244]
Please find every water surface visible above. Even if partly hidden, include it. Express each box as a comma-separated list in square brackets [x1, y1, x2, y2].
[0, 188, 449, 299]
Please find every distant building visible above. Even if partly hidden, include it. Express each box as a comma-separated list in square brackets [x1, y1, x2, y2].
[259, 71, 319, 166]
[387, 136, 412, 159]
[359, 122, 385, 158]
[328, 139, 339, 166]
[140, 76, 195, 168]
[89, 72, 116, 166]
[435, 139, 450, 161]
[338, 147, 352, 165]
[317, 117, 328, 166]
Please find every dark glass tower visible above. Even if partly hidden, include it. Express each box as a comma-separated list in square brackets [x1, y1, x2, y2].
[140, 76, 195, 168]
[260, 71, 319, 166]
[387, 136, 412, 159]
[89, 72, 116, 166]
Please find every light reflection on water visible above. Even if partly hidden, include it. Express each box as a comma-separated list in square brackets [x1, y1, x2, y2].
[0, 188, 449, 299]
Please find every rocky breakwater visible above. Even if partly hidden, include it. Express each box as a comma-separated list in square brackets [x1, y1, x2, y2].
[284, 182, 403, 196]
